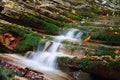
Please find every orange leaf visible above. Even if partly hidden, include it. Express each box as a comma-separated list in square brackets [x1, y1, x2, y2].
[68, 18, 73, 22]
[9, 37, 19, 49]
[83, 36, 91, 42]
[114, 49, 120, 54]
[108, 32, 115, 35]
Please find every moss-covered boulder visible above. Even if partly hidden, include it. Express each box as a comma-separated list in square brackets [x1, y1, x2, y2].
[57, 56, 120, 80]
[0, 22, 41, 53]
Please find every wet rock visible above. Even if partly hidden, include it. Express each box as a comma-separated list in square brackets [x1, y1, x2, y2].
[73, 70, 92, 80]
[0, 6, 4, 12]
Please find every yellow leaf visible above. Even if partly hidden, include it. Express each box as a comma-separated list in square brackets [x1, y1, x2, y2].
[83, 36, 91, 42]
[0, 35, 4, 44]
[114, 49, 120, 54]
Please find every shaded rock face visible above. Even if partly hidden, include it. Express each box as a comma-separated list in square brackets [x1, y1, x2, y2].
[0, 6, 4, 12]
[72, 71, 92, 80]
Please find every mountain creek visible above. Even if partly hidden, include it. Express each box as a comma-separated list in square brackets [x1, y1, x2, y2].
[0, 0, 120, 80]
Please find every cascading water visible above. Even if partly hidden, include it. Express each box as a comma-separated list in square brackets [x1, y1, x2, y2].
[75, 32, 83, 40]
[65, 29, 78, 38]
[55, 28, 83, 42]
[3, 28, 83, 80]
[47, 42, 62, 53]
[25, 28, 83, 71]
[65, 28, 83, 40]
[25, 42, 61, 70]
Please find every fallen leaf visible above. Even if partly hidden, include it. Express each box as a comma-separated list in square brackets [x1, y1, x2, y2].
[9, 37, 19, 49]
[114, 49, 120, 54]
[108, 32, 115, 35]
[0, 35, 4, 44]
[83, 36, 91, 42]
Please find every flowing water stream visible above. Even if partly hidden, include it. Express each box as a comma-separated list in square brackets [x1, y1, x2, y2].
[2, 28, 83, 80]
[25, 28, 83, 71]
[55, 28, 83, 42]
[22, 28, 83, 79]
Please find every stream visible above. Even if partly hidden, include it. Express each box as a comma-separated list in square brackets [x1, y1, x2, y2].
[0, 28, 97, 80]
[24, 28, 83, 80]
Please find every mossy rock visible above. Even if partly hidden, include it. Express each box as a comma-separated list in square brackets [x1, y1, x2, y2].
[0, 23, 40, 53]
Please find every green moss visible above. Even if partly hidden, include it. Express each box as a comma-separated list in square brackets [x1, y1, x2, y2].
[89, 28, 120, 45]
[15, 34, 40, 52]
[0, 67, 12, 80]
[21, 14, 59, 35]
[61, 40, 70, 44]
[57, 57, 103, 71]
[80, 22, 92, 26]
[91, 8, 102, 15]
[92, 46, 119, 58]
[2, 12, 59, 35]
[38, 10, 69, 23]
[57, 57, 71, 62]
[77, 58, 102, 71]
[105, 59, 120, 70]
[0, 66, 22, 80]
[77, 58, 91, 70]
[60, 12, 81, 20]
[0, 23, 41, 53]
[37, 14, 64, 27]
[57, 55, 120, 72]
[0, 22, 58, 52]
[71, 46, 78, 54]
[0, 67, 14, 80]
[44, 22, 59, 35]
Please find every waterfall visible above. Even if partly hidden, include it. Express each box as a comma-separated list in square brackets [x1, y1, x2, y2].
[65, 29, 78, 38]
[35, 51, 58, 69]
[75, 32, 83, 40]
[26, 41, 61, 70]
[47, 42, 62, 53]
[55, 28, 83, 41]
[25, 28, 83, 71]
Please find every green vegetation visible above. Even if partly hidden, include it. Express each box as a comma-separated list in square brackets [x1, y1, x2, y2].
[93, 46, 116, 58]
[57, 56, 120, 71]
[80, 22, 92, 26]
[57, 57, 78, 68]
[0, 66, 22, 80]
[60, 11, 81, 20]
[0, 21, 57, 53]
[2, 12, 59, 35]
[106, 59, 120, 69]
[46, 14, 70, 23]
[15, 34, 40, 52]
[0, 23, 40, 53]
[44, 22, 59, 35]
[76, 10, 96, 19]
[36, 14, 64, 27]
[91, 28, 120, 45]
[91, 8, 102, 15]
[77, 58, 102, 70]
[37, 9, 70, 23]
[57, 57, 102, 70]
[0, 67, 12, 80]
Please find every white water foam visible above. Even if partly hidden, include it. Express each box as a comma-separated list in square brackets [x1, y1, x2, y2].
[25, 28, 83, 71]
[55, 28, 83, 42]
